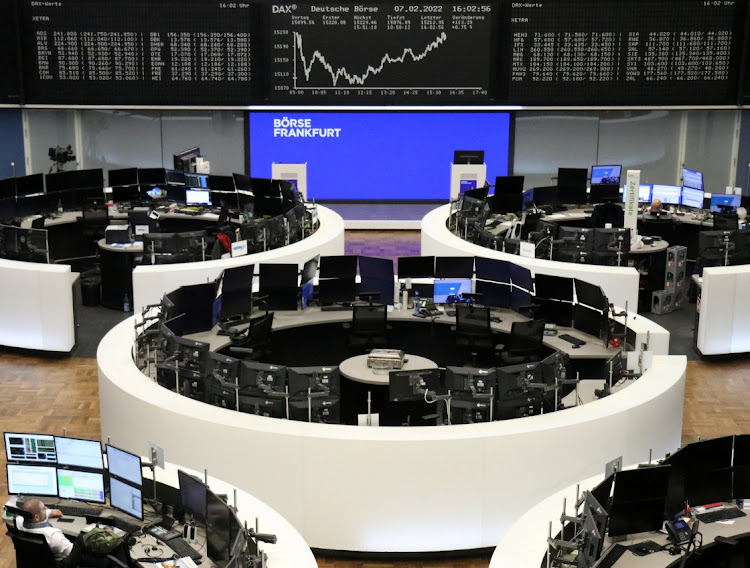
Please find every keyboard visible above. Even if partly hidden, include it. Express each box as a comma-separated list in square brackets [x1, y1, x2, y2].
[165, 536, 203, 561]
[594, 543, 628, 568]
[57, 504, 104, 517]
[111, 516, 143, 534]
[146, 524, 183, 542]
[696, 507, 746, 523]
[558, 333, 586, 347]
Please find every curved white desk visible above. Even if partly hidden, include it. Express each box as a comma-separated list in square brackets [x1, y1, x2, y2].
[421, 204, 641, 312]
[695, 265, 750, 355]
[99, 315, 683, 553]
[132, 205, 345, 313]
[0, 258, 77, 351]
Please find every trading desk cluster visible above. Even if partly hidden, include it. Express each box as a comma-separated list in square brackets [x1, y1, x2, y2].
[0, 166, 309, 265]
[3, 432, 263, 567]
[132, 252, 622, 427]
[455, 166, 750, 269]
[544, 435, 750, 568]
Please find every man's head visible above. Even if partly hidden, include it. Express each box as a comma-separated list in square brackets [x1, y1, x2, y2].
[650, 199, 663, 213]
[22, 499, 47, 523]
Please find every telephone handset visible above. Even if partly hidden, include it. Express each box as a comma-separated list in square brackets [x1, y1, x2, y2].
[665, 519, 692, 546]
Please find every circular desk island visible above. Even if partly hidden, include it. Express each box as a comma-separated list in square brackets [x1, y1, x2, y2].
[421, 204, 641, 312]
[98, 310, 685, 555]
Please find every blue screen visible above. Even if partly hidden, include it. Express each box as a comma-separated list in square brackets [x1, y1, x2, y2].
[248, 112, 511, 200]
[433, 278, 472, 304]
[651, 184, 681, 205]
[710, 194, 741, 213]
[623, 184, 652, 203]
[682, 168, 703, 190]
[681, 187, 704, 209]
[591, 165, 621, 185]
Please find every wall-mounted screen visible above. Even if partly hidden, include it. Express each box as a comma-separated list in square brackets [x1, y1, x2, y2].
[249, 111, 511, 201]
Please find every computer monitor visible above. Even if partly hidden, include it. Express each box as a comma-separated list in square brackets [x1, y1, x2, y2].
[433, 278, 472, 304]
[679, 186, 704, 209]
[173, 147, 202, 172]
[591, 165, 621, 186]
[572, 304, 607, 340]
[287, 366, 340, 398]
[209, 175, 236, 192]
[138, 168, 167, 186]
[0, 176, 16, 199]
[259, 263, 299, 310]
[185, 189, 212, 206]
[184, 173, 209, 189]
[474, 257, 511, 284]
[710, 193, 741, 213]
[109, 476, 143, 521]
[453, 150, 484, 165]
[434, 256, 474, 279]
[4, 432, 57, 463]
[238, 395, 286, 418]
[682, 167, 704, 191]
[358, 256, 395, 306]
[301, 256, 319, 310]
[318, 278, 357, 305]
[474, 280, 510, 309]
[57, 468, 106, 503]
[238, 361, 287, 397]
[319, 255, 357, 279]
[173, 337, 210, 378]
[534, 274, 574, 302]
[15, 173, 45, 197]
[206, 490, 233, 567]
[593, 228, 630, 254]
[397, 256, 434, 279]
[589, 184, 620, 203]
[574, 279, 607, 311]
[178, 469, 208, 523]
[558, 227, 595, 254]
[105, 444, 143, 487]
[143, 233, 180, 255]
[108, 168, 139, 187]
[733, 435, 750, 498]
[6, 463, 58, 496]
[697, 230, 734, 264]
[650, 184, 681, 206]
[218, 265, 255, 319]
[712, 213, 739, 231]
[54, 436, 103, 470]
[389, 368, 443, 401]
[490, 176, 524, 214]
[444, 366, 497, 395]
[557, 168, 588, 204]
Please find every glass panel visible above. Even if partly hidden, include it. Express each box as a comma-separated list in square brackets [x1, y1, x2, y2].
[684, 110, 739, 193]
[25, 110, 76, 175]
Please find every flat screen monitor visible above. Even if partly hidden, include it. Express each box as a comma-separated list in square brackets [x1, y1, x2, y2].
[219, 265, 255, 318]
[0, 177, 16, 199]
[434, 257, 474, 279]
[682, 167, 704, 190]
[233, 173, 252, 192]
[57, 468, 106, 503]
[185, 189, 211, 206]
[433, 278, 472, 304]
[574, 279, 607, 311]
[397, 256, 434, 279]
[593, 228, 630, 254]
[530, 185, 559, 207]
[490, 191, 524, 215]
[681, 187, 705, 209]
[318, 278, 356, 305]
[6, 464, 58, 496]
[4, 432, 57, 463]
[108, 168, 139, 187]
[733, 434, 750, 498]
[710, 193, 741, 213]
[444, 366, 497, 394]
[178, 469, 208, 523]
[105, 444, 143, 486]
[209, 175, 236, 192]
[259, 263, 299, 310]
[622, 184, 653, 203]
[494, 175, 524, 194]
[238, 361, 287, 397]
[15, 173, 44, 196]
[651, 184, 681, 205]
[572, 304, 606, 340]
[589, 184, 620, 203]
[474, 257, 511, 284]
[301, 256, 319, 310]
[319, 255, 357, 279]
[287, 366, 340, 398]
[206, 490, 233, 567]
[184, 173, 209, 189]
[389, 368, 443, 401]
[534, 274, 574, 302]
[166, 185, 187, 203]
[591, 165, 621, 185]
[453, 150, 484, 165]
[109, 476, 143, 521]
[508, 264, 533, 292]
[474, 280, 510, 309]
[54, 436, 103, 470]
[697, 230, 734, 262]
[611, 465, 671, 504]
[137, 168, 166, 186]
[712, 213, 738, 231]
[557, 168, 588, 191]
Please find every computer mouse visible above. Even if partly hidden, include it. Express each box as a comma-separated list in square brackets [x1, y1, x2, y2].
[571, 344, 580, 349]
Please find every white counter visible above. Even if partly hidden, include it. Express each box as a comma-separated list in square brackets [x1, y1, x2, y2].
[0, 258, 76, 351]
[696, 264, 750, 355]
[98, 317, 684, 553]
[132, 205, 345, 313]
[421, 205, 641, 313]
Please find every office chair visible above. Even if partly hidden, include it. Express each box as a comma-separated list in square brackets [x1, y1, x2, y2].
[227, 312, 275, 361]
[590, 202, 624, 228]
[5, 524, 58, 568]
[641, 216, 675, 243]
[495, 319, 546, 365]
[713, 212, 739, 231]
[455, 304, 493, 366]
[343, 303, 389, 352]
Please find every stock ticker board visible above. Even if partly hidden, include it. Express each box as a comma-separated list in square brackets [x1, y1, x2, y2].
[12, 0, 750, 106]
[19, 0, 261, 105]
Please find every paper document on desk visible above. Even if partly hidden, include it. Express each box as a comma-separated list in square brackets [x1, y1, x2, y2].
[154, 558, 198, 568]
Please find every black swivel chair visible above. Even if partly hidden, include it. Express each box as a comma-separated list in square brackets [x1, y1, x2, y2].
[343, 303, 389, 352]
[455, 304, 494, 365]
[641, 215, 676, 242]
[495, 320, 546, 365]
[227, 312, 275, 361]
[590, 202, 624, 228]
[5, 523, 59, 568]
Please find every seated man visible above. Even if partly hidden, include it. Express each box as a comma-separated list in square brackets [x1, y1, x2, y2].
[644, 198, 680, 223]
[17, 499, 73, 562]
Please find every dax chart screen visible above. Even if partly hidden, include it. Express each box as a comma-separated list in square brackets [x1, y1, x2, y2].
[268, 1, 498, 103]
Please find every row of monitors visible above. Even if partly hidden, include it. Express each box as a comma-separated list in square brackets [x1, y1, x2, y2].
[4, 433, 142, 485]
[583, 435, 750, 542]
[555, 166, 703, 192]
[623, 185, 743, 212]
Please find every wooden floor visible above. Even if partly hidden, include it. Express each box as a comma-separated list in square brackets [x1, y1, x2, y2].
[1, 230, 749, 567]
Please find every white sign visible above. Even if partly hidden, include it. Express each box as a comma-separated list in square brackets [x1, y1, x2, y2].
[519, 241, 535, 258]
[231, 240, 248, 257]
[624, 170, 640, 238]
